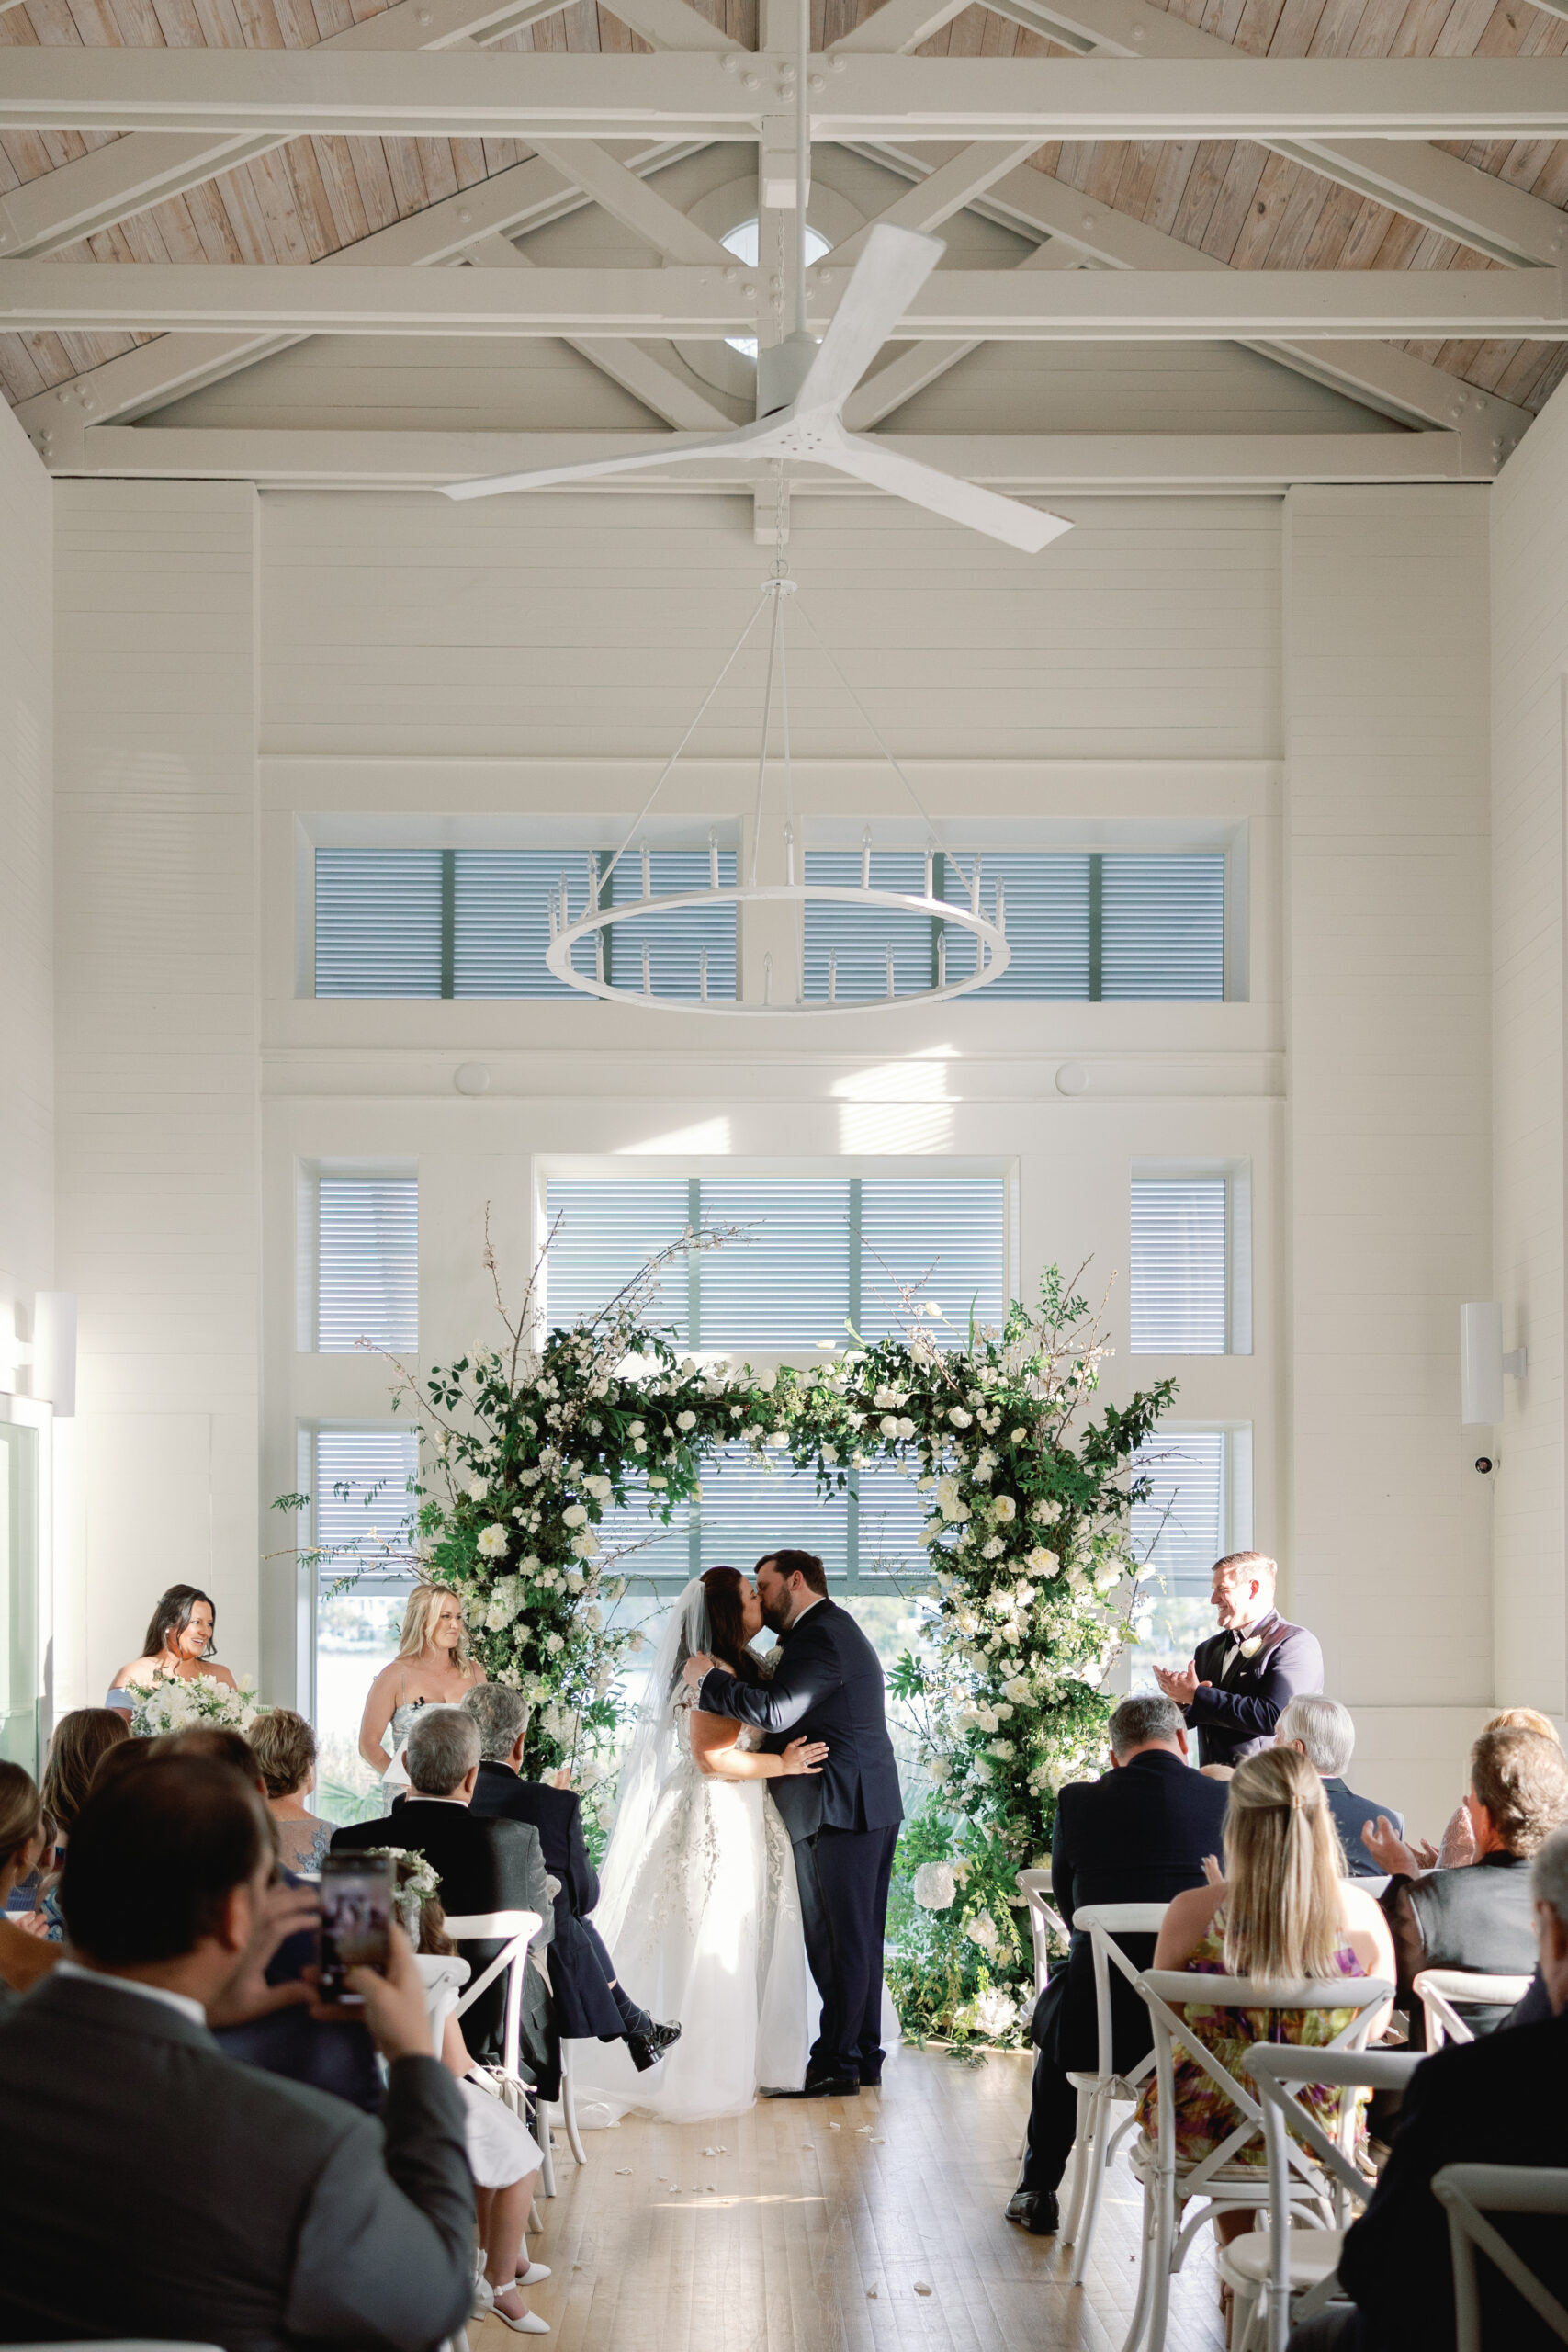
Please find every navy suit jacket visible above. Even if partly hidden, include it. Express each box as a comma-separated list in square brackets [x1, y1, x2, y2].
[1036, 1749, 1232, 2074]
[1185, 1609, 1324, 1765]
[1322, 1776, 1403, 1877]
[696, 1596, 903, 1842]
[467, 1758, 624, 2042]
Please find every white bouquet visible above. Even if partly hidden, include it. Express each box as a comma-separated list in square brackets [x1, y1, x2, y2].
[126, 1673, 265, 1740]
[364, 1846, 442, 1906]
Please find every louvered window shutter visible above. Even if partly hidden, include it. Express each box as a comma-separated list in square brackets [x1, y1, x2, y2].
[317, 1178, 419, 1352]
[315, 851, 444, 997]
[1131, 1432, 1227, 1591]
[312, 1429, 419, 1571]
[1130, 1178, 1228, 1353]
[801, 849, 1224, 1002]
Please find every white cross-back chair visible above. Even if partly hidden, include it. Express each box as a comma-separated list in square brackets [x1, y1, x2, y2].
[1225, 2041, 1423, 2352]
[442, 1907, 544, 2161]
[1414, 1969, 1533, 2052]
[413, 1951, 472, 2054]
[1014, 1869, 1068, 2000]
[1433, 2164, 1568, 2351]
[1119, 1968, 1393, 2352]
[1055, 1903, 1171, 2287]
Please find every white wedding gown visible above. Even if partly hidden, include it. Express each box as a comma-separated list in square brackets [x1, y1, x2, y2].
[575, 1688, 812, 2121]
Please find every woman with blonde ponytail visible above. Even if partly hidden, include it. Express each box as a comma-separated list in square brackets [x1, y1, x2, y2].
[1136, 1746, 1393, 2203]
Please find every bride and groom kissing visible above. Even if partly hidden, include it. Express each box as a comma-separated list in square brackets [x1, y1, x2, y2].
[578, 1551, 903, 2122]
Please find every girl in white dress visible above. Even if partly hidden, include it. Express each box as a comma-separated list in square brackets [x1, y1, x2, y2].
[578, 1568, 827, 2122]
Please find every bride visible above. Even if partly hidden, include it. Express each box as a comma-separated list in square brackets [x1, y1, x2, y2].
[577, 1566, 827, 2121]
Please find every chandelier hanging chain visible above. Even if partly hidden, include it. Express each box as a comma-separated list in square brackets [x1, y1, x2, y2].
[750, 577, 786, 889]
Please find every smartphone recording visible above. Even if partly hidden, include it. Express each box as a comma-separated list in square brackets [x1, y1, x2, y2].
[318, 1852, 394, 2005]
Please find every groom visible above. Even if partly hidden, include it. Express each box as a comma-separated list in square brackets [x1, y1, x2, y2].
[684, 1548, 903, 2098]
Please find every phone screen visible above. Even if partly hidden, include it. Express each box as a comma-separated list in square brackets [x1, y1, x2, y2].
[318, 1853, 394, 2005]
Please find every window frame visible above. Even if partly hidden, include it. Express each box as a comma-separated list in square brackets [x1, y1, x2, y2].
[298, 1159, 419, 1356]
[1128, 1159, 1252, 1357]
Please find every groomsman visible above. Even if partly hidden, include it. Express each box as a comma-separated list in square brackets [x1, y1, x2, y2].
[1153, 1549, 1323, 1769]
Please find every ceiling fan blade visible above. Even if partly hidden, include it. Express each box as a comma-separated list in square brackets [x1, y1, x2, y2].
[792, 224, 944, 416]
[440, 418, 785, 502]
[833, 429, 1074, 556]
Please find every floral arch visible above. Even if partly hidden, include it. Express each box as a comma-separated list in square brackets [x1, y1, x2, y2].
[297, 1238, 1174, 2047]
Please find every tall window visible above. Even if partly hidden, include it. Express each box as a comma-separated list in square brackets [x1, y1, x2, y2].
[802, 849, 1226, 1003]
[313, 846, 738, 1001]
[308, 1427, 420, 1823]
[315, 1177, 418, 1354]
[1128, 1427, 1251, 1693]
[544, 1173, 1006, 1588]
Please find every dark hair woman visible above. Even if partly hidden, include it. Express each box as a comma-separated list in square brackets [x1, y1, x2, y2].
[106, 1585, 236, 1713]
[32, 1709, 134, 1940]
[0, 1762, 55, 1996]
[698, 1566, 766, 1683]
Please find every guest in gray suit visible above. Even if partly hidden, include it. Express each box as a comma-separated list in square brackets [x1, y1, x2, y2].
[1275, 1694, 1404, 1877]
[0, 1753, 475, 2352]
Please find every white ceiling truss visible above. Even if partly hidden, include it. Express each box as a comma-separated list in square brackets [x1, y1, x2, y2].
[4, 0, 1565, 525]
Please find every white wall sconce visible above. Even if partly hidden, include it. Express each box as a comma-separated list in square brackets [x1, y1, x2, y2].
[1461, 1301, 1527, 1428]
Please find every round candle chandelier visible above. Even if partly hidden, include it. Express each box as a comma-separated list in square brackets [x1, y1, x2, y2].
[543, 566, 1010, 1016]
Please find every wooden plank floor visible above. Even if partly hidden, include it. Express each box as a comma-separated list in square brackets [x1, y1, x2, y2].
[476, 2050, 1226, 2352]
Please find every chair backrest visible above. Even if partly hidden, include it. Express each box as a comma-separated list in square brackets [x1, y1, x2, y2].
[412, 1951, 471, 2057]
[1247, 2043, 1425, 2352]
[1072, 1902, 1171, 2083]
[1138, 1967, 1393, 2201]
[1415, 1969, 1534, 2052]
[1015, 1870, 1068, 2000]
[443, 1907, 543, 2080]
[1433, 2164, 1568, 2352]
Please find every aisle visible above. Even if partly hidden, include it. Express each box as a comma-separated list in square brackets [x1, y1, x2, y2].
[475, 2051, 1226, 2352]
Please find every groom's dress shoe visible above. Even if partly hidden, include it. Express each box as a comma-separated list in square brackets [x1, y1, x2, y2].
[763, 2074, 861, 2099]
[1004, 2189, 1060, 2236]
[628, 2020, 682, 2074]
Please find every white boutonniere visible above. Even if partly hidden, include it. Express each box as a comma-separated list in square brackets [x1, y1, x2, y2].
[1238, 1635, 1264, 1661]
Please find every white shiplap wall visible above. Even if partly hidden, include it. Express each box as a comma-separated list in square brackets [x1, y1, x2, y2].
[1491, 392, 1568, 1722]
[52, 481, 264, 1706]
[1283, 487, 1494, 1717]
[0, 404, 52, 1308]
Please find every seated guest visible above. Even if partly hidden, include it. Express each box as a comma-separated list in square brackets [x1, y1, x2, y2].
[1138, 1746, 1393, 2239]
[1430, 1706, 1563, 1870]
[1154, 1549, 1325, 1768]
[1005, 1694, 1232, 2236]
[250, 1707, 333, 1872]
[1274, 1694, 1404, 1876]
[1289, 1822, 1568, 2352]
[0, 1762, 51, 1997]
[333, 1706, 557, 2082]
[0, 1755, 474, 2351]
[463, 1680, 681, 2073]
[1375, 1724, 1568, 2046]
[21, 1705, 132, 1936]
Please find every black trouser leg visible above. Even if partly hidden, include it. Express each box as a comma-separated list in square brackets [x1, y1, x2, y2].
[854, 1825, 897, 2080]
[792, 1832, 840, 2079]
[804, 1823, 899, 2082]
[1017, 2050, 1081, 2196]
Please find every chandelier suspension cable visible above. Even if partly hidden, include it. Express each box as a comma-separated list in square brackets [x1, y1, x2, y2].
[599, 584, 775, 894]
[789, 590, 976, 897]
[750, 580, 786, 888]
[794, 0, 809, 342]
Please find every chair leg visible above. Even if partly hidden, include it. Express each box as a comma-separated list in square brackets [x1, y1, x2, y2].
[1067, 2097, 1114, 2291]
[1119, 2178, 1159, 2352]
[1060, 2085, 1096, 2248]
[1143, 2179, 1176, 2352]
[561, 2047, 587, 2167]
[538, 2099, 558, 2198]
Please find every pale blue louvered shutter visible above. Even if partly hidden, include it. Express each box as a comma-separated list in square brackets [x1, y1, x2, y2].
[315, 850, 443, 996]
[695, 1180, 854, 1350]
[802, 850, 936, 1001]
[937, 852, 1091, 1000]
[312, 1428, 419, 1571]
[544, 1180, 694, 1342]
[601, 848, 739, 1002]
[1129, 1177, 1228, 1353]
[1100, 854, 1225, 1001]
[856, 1178, 1006, 1342]
[317, 1179, 419, 1353]
[452, 850, 602, 997]
[1131, 1431, 1227, 1590]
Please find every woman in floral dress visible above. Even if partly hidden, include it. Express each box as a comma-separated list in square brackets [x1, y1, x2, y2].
[1136, 1745, 1395, 2227]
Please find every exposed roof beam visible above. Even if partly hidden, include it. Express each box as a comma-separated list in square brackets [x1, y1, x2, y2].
[829, 139, 1044, 263]
[0, 0, 579, 261]
[850, 141, 1533, 456]
[5, 54, 1567, 144]
[64, 424, 1479, 486]
[585, 0, 741, 48]
[6, 259, 1564, 337]
[828, 0, 976, 53]
[7, 141, 704, 458]
[842, 227, 1086, 425]
[525, 137, 731, 263]
[981, 0, 1566, 270]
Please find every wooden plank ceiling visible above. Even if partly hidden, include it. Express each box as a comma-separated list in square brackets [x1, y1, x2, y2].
[2, 0, 1566, 421]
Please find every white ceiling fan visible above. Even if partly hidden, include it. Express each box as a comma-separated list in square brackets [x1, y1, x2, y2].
[442, 223, 1071, 556]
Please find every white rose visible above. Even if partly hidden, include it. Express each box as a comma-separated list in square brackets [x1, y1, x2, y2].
[1027, 1546, 1059, 1577]
[928, 1754, 953, 1783]
[1010, 1428, 1027, 1444]
[913, 1860, 957, 1912]
[477, 1523, 510, 1558]
[629, 1420, 645, 1436]
[546, 1632, 565, 1654]
[973, 1988, 1018, 2039]
[949, 1408, 973, 1429]
[821, 1443, 839, 1464]
[982, 1535, 1005, 1559]
[467, 1478, 489, 1502]
[880, 1415, 899, 1438]
[897, 1417, 916, 1441]
[993, 1494, 1017, 1523]
[678, 1410, 697, 1430]
[633, 1437, 648, 1453]
[967, 1910, 1000, 1951]
[562, 1503, 588, 1528]
[570, 1532, 601, 1559]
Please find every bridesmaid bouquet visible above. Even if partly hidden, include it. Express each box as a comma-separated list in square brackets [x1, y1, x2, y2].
[125, 1671, 266, 1740]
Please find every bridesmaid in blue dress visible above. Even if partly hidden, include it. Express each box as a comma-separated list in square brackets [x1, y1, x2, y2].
[106, 1586, 237, 1714]
[357, 1585, 485, 1792]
